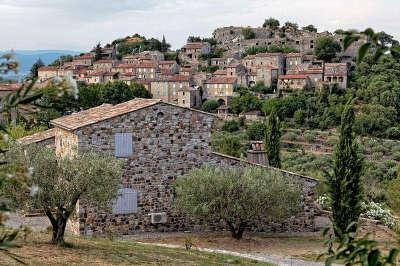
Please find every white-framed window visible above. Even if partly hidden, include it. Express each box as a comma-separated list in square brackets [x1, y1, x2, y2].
[115, 133, 133, 157]
[112, 188, 138, 214]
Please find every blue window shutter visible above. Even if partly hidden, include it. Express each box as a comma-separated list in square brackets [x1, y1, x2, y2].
[112, 188, 138, 214]
[115, 133, 133, 157]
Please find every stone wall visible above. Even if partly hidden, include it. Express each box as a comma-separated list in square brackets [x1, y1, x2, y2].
[67, 102, 318, 236]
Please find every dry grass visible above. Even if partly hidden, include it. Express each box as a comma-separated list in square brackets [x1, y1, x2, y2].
[0, 232, 276, 266]
[130, 228, 399, 262]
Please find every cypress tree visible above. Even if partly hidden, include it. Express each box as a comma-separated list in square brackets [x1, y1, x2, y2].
[94, 42, 102, 61]
[327, 101, 363, 237]
[265, 108, 281, 168]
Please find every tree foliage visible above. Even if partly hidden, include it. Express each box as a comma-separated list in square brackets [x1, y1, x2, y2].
[302, 24, 317, 33]
[93, 42, 102, 61]
[174, 165, 301, 239]
[201, 99, 220, 113]
[314, 36, 341, 62]
[242, 28, 255, 40]
[265, 109, 281, 168]
[30, 58, 44, 78]
[326, 102, 363, 237]
[247, 121, 267, 141]
[263, 18, 280, 29]
[4, 144, 123, 245]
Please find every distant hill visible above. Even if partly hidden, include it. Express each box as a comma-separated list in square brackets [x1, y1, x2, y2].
[0, 50, 81, 80]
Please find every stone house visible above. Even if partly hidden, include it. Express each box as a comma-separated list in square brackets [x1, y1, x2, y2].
[203, 76, 238, 105]
[73, 53, 94, 66]
[135, 61, 159, 80]
[85, 71, 119, 84]
[278, 74, 310, 91]
[119, 73, 137, 86]
[179, 42, 211, 64]
[37, 66, 58, 82]
[150, 75, 191, 104]
[113, 63, 136, 74]
[22, 98, 318, 235]
[177, 87, 202, 108]
[323, 63, 348, 89]
[93, 60, 117, 71]
[158, 61, 179, 74]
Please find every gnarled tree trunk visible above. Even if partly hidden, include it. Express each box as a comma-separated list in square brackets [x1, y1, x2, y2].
[45, 208, 71, 246]
[227, 220, 247, 240]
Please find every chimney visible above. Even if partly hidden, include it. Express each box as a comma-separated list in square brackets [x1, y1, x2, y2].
[247, 141, 268, 165]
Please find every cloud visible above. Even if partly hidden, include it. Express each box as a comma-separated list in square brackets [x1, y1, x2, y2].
[0, 0, 398, 51]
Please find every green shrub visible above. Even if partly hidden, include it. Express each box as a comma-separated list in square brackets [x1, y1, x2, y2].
[283, 131, 298, 141]
[242, 28, 255, 39]
[201, 100, 219, 113]
[246, 121, 267, 141]
[222, 120, 240, 133]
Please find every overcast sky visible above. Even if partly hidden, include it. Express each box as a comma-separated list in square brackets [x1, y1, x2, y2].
[0, 0, 399, 52]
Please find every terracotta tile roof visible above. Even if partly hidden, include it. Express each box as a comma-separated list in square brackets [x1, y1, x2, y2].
[0, 83, 21, 91]
[93, 59, 114, 64]
[301, 69, 323, 74]
[182, 42, 204, 49]
[205, 77, 237, 84]
[75, 53, 94, 60]
[286, 53, 302, 57]
[38, 66, 57, 71]
[115, 63, 136, 69]
[51, 100, 162, 131]
[137, 62, 158, 68]
[169, 75, 190, 82]
[159, 60, 176, 65]
[279, 74, 308, 79]
[18, 128, 56, 145]
[103, 71, 119, 76]
[213, 69, 226, 76]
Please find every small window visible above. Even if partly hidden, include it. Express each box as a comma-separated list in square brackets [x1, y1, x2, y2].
[115, 133, 133, 157]
[112, 188, 138, 214]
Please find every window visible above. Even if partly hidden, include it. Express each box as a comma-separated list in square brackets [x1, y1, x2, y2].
[112, 188, 138, 214]
[115, 133, 133, 157]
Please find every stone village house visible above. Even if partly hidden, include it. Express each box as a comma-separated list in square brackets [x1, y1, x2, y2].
[19, 98, 319, 236]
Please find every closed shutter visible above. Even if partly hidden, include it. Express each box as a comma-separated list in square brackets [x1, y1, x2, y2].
[115, 133, 133, 157]
[112, 188, 138, 214]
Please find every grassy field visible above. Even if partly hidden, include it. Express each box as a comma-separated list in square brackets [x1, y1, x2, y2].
[0, 232, 276, 266]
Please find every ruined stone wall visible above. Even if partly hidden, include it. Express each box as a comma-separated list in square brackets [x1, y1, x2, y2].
[72, 102, 318, 236]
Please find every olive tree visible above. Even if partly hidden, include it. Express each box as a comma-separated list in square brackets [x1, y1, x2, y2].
[174, 165, 302, 240]
[4, 144, 123, 245]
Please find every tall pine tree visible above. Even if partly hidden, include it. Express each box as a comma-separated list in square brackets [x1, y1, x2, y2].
[327, 101, 363, 237]
[265, 108, 281, 168]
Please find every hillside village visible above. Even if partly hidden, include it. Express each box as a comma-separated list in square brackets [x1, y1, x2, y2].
[34, 24, 361, 110]
[2, 18, 400, 266]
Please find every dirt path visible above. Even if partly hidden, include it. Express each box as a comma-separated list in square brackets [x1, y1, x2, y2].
[135, 241, 331, 266]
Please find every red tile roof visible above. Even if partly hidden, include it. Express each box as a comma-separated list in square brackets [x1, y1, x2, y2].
[38, 66, 57, 71]
[286, 53, 302, 57]
[205, 77, 237, 84]
[213, 69, 227, 75]
[136, 61, 158, 68]
[0, 83, 21, 91]
[169, 75, 190, 82]
[75, 53, 94, 60]
[279, 74, 308, 79]
[51, 100, 161, 131]
[159, 60, 177, 65]
[182, 42, 204, 49]
[18, 128, 56, 145]
[93, 59, 114, 64]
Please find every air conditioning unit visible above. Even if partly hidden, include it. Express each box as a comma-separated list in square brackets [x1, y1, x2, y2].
[150, 212, 167, 224]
